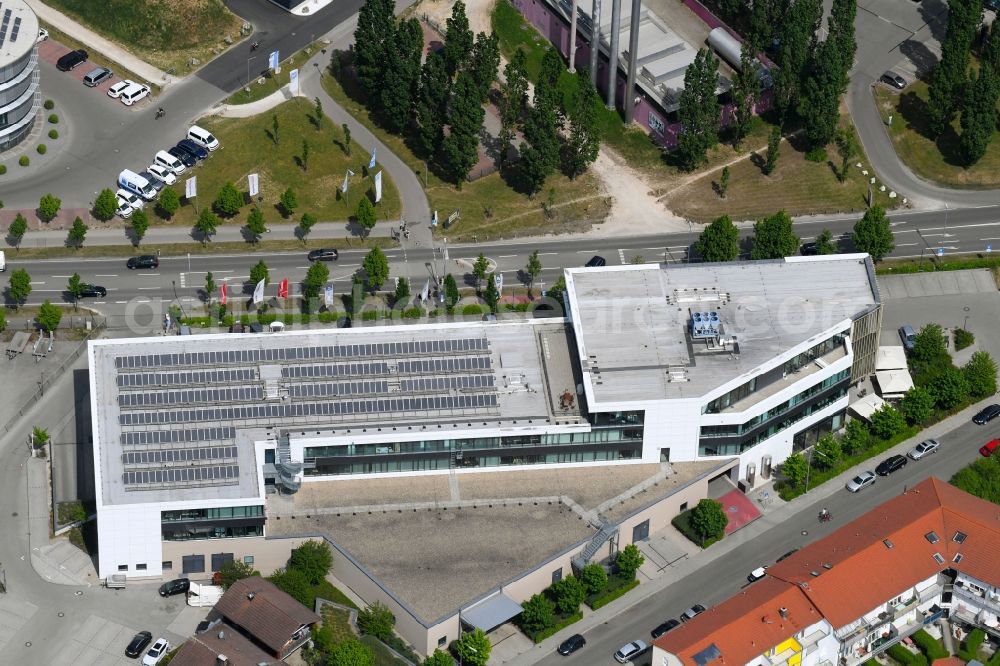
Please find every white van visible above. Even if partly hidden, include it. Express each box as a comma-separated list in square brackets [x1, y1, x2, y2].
[154, 150, 186, 175]
[116, 188, 144, 210]
[119, 83, 150, 106]
[0, 250, 6, 271]
[187, 125, 220, 151]
[118, 169, 157, 201]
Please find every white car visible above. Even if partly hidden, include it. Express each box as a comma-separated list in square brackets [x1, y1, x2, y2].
[107, 80, 134, 99]
[614, 640, 649, 663]
[36, 28, 48, 43]
[908, 438, 940, 460]
[146, 163, 177, 185]
[846, 470, 877, 493]
[142, 637, 169, 665]
[748, 566, 768, 582]
[116, 188, 144, 211]
[120, 84, 151, 106]
[115, 197, 133, 219]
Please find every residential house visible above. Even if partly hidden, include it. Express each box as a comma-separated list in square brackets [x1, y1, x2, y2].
[214, 577, 320, 659]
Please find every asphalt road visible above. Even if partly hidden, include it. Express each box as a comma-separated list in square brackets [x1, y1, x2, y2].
[532, 418, 1000, 666]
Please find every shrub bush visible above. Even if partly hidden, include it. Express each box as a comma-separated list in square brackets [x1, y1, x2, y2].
[19, 155, 29, 167]
[48, 129, 59, 140]
[48, 114, 59, 124]
[528, 612, 582, 643]
[958, 627, 986, 661]
[587, 578, 640, 610]
[0, 164, 6, 175]
[887, 644, 928, 666]
[37, 144, 46, 155]
[672, 509, 724, 548]
[805, 147, 828, 162]
[43, 99, 54, 110]
[955, 327, 975, 350]
[911, 629, 948, 660]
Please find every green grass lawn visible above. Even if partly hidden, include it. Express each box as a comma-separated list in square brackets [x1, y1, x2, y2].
[492, 0, 549, 81]
[875, 79, 1000, 188]
[157, 97, 401, 229]
[226, 43, 322, 105]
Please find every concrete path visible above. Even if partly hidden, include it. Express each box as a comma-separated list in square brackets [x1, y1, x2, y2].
[26, 0, 172, 88]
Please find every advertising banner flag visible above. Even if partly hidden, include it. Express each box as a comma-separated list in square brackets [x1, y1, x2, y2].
[341, 169, 356, 194]
[278, 278, 289, 298]
[268, 50, 280, 70]
[185, 176, 197, 199]
[324, 285, 334, 307]
[252, 279, 266, 304]
[374, 170, 383, 203]
[220, 282, 228, 305]
[248, 173, 259, 197]
[368, 146, 377, 169]
[289, 68, 299, 96]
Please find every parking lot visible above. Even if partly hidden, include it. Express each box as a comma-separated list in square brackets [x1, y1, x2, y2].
[36, 37, 153, 110]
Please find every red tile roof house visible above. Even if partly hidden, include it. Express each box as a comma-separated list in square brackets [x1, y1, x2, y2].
[169, 627, 286, 666]
[212, 577, 320, 660]
[653, 478, 1000, 666]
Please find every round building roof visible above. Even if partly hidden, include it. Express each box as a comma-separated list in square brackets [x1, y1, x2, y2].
[0, 0, 38, 70]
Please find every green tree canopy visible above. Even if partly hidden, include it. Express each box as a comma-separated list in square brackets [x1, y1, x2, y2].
[519, 593, 556, 634]
[695, 215, 740, 262]
[358, 601, 395, 641]
[394, 276, 411, 305]
[329, 638, 375, 666]
[484, 274, 500, 312]
[362, 247, 390, 291]
[498, 49, 529, 165]
[250, 260, 270, 287]
[564, 70, 601, 179]
[444, 273, 460, 310]
[930, 365, 971, 410]
[246, 207, 267, 243]
[299, 212, 318, 237]
[303, 261, 331, 302]
[781, 452, 808, 488]
[214, 182, 243, 217]
[764, 125, 781, 174]
[454, 628, 490, 666]
[841, 419, 870, 455]
[7, 268, 32, 308]
[772, 0, 822, 116]
[469, 31, 500, 103]
[423, 649, 455, 666]
[280, 187, 298, 216]
[38, 299, 62, 333]
[380, 18, 424, 134]
[815, 229, 837, 254]
[731, 43, 762, 149]
[38, 193, 61, 222]
[751, 210, 799, 259]
[289, 539, 333, 585]
[354, 0, 396, 99]
[355, 196, 377, 237]
[869, 404, 907, 439]
[912, 323, 948, 363]
[130, 209, 149, 246]
[578, 563, 608, 595]
[526, 250, 543, 290]
[158, 187, 180, 218]
[218, 560, 259, 590]
[852, 206, 895, 261]
[195, 208, 219, 241]
[964, 351, 998, 398]
[67, 216, 88, 248]
[927, 0, 982, 137]
[690, 498, 728, 541]
[813, 434, 842, 469]
[416, 50, 451, 157]
[443, 0, 474, 75]
[676, 48, 721, 171]
[440, 71, 485, 184]
[551, 575, 586, 615]
[473, 253, 490, 288]
[8, 212, 27, 248]
[93, 188, 118, 221]
[899, 386, 935, 425]
[67, 273, 83, 304]
[615, 543, 645, 579]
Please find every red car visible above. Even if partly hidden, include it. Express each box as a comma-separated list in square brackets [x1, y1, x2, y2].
[980, 439, 1000, 457]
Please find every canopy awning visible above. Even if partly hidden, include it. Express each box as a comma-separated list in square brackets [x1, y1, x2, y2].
[876, 346, 908, 371]
[875, 369, 914, 397]
[850, 394, 888, 422]
[461, 592, 523, 631]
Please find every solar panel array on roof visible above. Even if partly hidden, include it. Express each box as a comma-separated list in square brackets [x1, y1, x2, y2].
[283, 362, 389, 378]
[9, 15, 19, 42]
[288, 380, 388, 398]
[123, 465, 238, 488]
[0, 9, 11, 47]
[117, 368, 254, 387]
[118, 386, 262, 407]
[120, 427, 235, 446]
[398, 357, 492, 373]
[122, 446, 238, 465]
[400, 375, 495, 392]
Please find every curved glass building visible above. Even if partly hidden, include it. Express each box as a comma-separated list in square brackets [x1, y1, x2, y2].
[0, 0, 40, 153]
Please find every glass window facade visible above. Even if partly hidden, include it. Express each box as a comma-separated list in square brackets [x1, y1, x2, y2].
[162, 505, 264, 522]
[161, 505, 265, 542]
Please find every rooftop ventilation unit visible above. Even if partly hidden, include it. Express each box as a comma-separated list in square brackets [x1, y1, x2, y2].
[690, 310, 721, 339]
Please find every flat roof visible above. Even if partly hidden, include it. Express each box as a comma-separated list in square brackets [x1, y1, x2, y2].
[90, 320, 581, 506]
[0, 0, 37, 68]
[564, 255, 880, 406]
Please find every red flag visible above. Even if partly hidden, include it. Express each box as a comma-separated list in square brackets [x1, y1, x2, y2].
[220, 282, 228, 305]
[278, 278, 289, 298]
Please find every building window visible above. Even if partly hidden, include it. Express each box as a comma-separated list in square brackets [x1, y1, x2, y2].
[211, 553, 235, 571]
[552, 568, 563, 584]
[182, 555, 206, 574]
[163, 561, 172, 570]
[438, 636, 447, 647]
[632, 520, 650, 543]
[243, 555, 255, 566]
[679, 502, 688, 512]
[136, 563, 147, 571]
[117, 564, 128, 572]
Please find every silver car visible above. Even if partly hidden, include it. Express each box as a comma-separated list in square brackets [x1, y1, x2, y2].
[614, 640, 648, 663]
[846, 471, 876, 492]
[908, 439, 940, 460]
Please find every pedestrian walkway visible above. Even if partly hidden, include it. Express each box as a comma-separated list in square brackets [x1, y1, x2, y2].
[25, 0, 171, 88]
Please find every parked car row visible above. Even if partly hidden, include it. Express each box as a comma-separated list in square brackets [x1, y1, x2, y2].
[107, 79, 151, 106]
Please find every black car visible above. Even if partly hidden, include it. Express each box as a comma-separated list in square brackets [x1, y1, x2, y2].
[584, 255, 607, 267]
[800, 242, 817, 256]
[557, 634, 586, 656]
[875, 454, 907, 476]
[125, 631, 153, 658]
[56, 49, 89, 71]
[175, 139, 209, 162]
[158, 578, 190, 597]
[308, 248, 339, 261]
[880, 71, 906, 90]
[79, 284, 107, 298]
[651, 619, 680, 639]
[776, 548, 799, 562]
[127, 255, 159, 269]
[168, 146, 197, 168]
[973, 404, 1000, 425]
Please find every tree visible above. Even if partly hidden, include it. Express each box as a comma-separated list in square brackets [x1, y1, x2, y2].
[444, 273, 460, 310]
[564, 70, 600, 179]
[380, 18, 424, 134]
[927, 0, 983, 137]
[354, 0, 396, 99]
[271, 113, 280, 145]
[93, 188, 118, 221]
[518, 593, 555, 634]
[959, 62, 1000, 166]
[676, 48, 721, 171]
[773, 0, 822, 118]
[303, 261, 331, 302]
[484, 274, 500, 312]
[443, 0, 474, 76]
[551, 575, 586, 615]
[852, 205, 895, 261]
[299, 212, 318, 237]
[815, 229, 836, 254]
[517, 145, 550, 196]
[362, 247, 390, 291]
[218, 560, 259, 590]
[38, 299, 62, 333]
[764, 126, 781, 175]
[7, 268, 31, 308]
[827, 0, 858, 82]
[841, 419, 871, 455]
[964, 350, 998, 398]
[454, 628, 490, 666]
[869, 404, 907, 439]
[834, 128, 859, 183]
[469, 31, 500, 103]
[8, 212, 27, 248]
[813, 434, 842, 469]
[751, 210, 799, 259]
[313, 96, 323, 128]
[195, 208, 219, 242]
[440, 72, 485, 184]
[912, 323, 948, 363]
[525, 250, 542, 292]
[472, 253, 489, 290]
[731, 45, 762, 151]
[342, 123, 352, 155]
[718, 166, 730, 198]
[245, 207, 267, 244]
[423, 650, 456, 666]
[67, 273, 83, 306]
[66, 216, 88, 248]
[280, 187, 298, 217]
[799, 39, 844, 147]
[214, 182, 243, 216]
[38, 193, 61, 223]
[394, 276, 411, 305]
[520, 48, 564, 187]
[579, 563, 608, 595]
[357, 601, 395, 641]
[900, 386, 935, 425]
[329, 638, 375, 666]
[690, 498, 728, 541]
[781, 452, 808, 488]
[416, 51, 451, 156]
[615, 544, 645, 579]
[158, 187, 180, 218]
[355, 196, 377, 238]
[694, 215, 740, 262]
[289, 539, 333, 585]
[250, 260, 270, 289]
[130, 209, 149, 246]
[498, 49, 529, 165]
[311, 622, 337, 656]
[204, 271, 216, 304]
[301, 139, 311, 172]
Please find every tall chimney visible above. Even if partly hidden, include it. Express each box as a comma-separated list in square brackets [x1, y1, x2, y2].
[623, 0, 642, 122]
[589, 0, 602, 87]
[569, 0, 579, 73]
[606, 0, 622, 109]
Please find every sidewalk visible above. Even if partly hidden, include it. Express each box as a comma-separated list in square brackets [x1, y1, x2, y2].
[499, 395, 1000, 665]
[25, 0, 172, 88]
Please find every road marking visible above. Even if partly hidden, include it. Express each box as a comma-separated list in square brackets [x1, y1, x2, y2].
[498, 255, 517, 258]
[52, 275, 72, 278]
[895, 243, 918, 247]
[213, 269, 235, 273]
[618, 249, 626, 264]
[538, 252, 558, 256]
[136, 298, 150, 303]
[296, 266, 310, 269]
[138, 273, 160, 276]
[29, 281, 45, 285]
[576, 250, 598, 254]
[95, 274, 118, 278]
[93, 301, 106, 304]
[115, 301, 128, 304]
[137, 287, 161, 290]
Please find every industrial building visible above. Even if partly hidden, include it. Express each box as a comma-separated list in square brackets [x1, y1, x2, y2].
[89, 255, 881, 588]
[0, 0, 40, 152]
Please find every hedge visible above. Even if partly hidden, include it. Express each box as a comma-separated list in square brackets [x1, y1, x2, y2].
[887, 644, 928, 666]
[911, 629, 948, 660]
[529, 612, 582, 643]
[957, 628, 986, 661]
[587, 578, 639, 610]
[672, 509, 724, 548]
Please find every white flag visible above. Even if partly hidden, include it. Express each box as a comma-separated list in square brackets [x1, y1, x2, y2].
[185, 176, 197, 199]
[374, 170, 383, 203]
[368, 146, 377, 169]
[324, 285, 334, 306]
[421, 280, 430, 302]
[495, 272, 503, 292]
[289, 68, 299, 96]
[248, 173, 259, 197]
[341, 169, 356, 194]
[252, 279, 265, 304]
